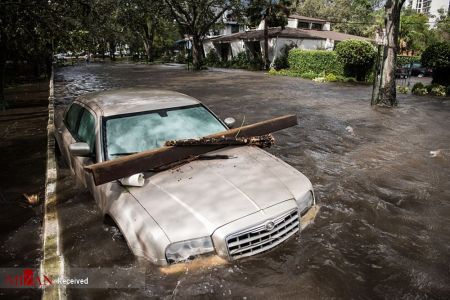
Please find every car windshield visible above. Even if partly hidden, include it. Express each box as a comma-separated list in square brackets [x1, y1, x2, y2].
[104, 105, 226, 160]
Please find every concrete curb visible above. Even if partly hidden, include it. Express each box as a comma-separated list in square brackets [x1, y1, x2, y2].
[40, 67, 66, 300]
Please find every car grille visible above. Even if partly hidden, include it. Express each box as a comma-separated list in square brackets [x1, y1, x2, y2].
[226, 209, 299, 260]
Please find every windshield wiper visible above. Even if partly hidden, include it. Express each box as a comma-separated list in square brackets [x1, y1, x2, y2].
[198, 154, 237, 160]
[110, 152, 138, 156]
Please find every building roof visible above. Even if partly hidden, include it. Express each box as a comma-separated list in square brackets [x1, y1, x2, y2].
[77, 89, 200, 117]
[288, 14, 328, 23]
[206, 27, 371, 43]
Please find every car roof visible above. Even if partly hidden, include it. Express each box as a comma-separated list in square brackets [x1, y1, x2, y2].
[76, 88, 201, 117]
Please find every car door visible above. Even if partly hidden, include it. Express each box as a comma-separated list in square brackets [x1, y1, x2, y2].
[61, 103, 108, 209]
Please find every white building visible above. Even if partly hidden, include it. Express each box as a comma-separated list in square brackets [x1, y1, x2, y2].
[203, 15, 370, 65]
[410, 0, 449, 26]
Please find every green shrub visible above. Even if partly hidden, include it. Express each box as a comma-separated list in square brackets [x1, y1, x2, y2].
[300, 71, 319, 80]
[335, 75, 346, 82]
[366, 71, 375, 83]
[412, 82, 424, 94]
[397, 55, 421, 67]
[335, 40, 376, 81]
[273, 43, 296, 70]
[161, 52, 173, 63]
[412, 87, 428, 95]
[428, 84, 446, 96]
[397, 85, 409, 94]
[268, 68, 302, 77]
[174, 52, 186, 64]
[204, 49, 221, 67]
[422, 42, 450, 86]
[288, 49, 343, 75]
[273, 55, 288, 70]
[447, 85, 450, 96]
[313, 77, 326, 82]
[268, 67, 278, 75]
[325, 73, 338, 82]
[230, 52, 254, 69]
[426, 83, 440, 93]
[247, 53, 264, 70]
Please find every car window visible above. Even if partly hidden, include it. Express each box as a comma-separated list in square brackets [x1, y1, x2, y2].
[65, 103, 83, 133]
[77, 109, 96, 153]
[413, 63, 421, 68]
[105, 105, 226, 160]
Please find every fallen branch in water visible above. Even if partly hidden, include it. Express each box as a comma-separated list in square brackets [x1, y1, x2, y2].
[165, 134, 275, 148]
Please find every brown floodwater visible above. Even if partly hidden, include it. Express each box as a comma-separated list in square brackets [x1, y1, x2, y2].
[0, 82, 48, 299]
[54, 63, 450, 299]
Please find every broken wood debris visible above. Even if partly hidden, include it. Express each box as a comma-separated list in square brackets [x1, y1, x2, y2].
[85, 114, 297, 186]
[164, 134, 275, 148]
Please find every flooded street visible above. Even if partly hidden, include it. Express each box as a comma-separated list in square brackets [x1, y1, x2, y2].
[54, 63, 450, 299]
[0, 82, 49, 299]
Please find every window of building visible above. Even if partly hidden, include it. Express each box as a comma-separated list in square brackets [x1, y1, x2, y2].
[311, 23, 323, 30]
[231, 24, 239, 34]
[298, 21, 310, 29]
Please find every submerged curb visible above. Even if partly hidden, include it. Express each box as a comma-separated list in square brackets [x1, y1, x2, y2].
[40, 67, 66, 300]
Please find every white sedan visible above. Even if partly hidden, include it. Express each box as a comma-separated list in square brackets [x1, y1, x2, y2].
[55, 89, 315, 265]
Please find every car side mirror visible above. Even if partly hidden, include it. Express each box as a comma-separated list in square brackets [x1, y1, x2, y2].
[224, 117, 236, 128]
[69, 142, 91, 157]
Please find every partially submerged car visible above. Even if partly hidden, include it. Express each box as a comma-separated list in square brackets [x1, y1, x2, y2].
[55, 89, 315, 265]
[395, 63, 432, 78]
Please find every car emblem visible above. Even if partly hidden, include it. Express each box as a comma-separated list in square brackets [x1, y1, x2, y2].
[265, 221, 275, 231]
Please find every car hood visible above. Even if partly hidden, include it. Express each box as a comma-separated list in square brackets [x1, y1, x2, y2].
[127, 146, 312, 242]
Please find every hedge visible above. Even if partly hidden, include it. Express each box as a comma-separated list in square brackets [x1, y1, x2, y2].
[288, 49, 344, 76]
[335, 40, 376, 81]
[397, 55, 420, 67]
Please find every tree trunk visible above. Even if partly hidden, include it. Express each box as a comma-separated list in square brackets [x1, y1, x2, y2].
[143, 24, 154, 62]
[378, 0, 405, 107]
[192, 35, 204, 70]
[109, 41, 116, 61]
[143, 39, 152, 62]
[263, 17, 270, 70]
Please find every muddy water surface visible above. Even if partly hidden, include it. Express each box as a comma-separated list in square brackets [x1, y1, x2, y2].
[54, 63, 450, 299]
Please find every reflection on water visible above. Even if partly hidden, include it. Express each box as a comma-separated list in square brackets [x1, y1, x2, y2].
[55, 63, 450, 299]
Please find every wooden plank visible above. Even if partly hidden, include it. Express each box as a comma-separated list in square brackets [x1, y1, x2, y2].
[164, 134, 275, 148]
[85, 114, 297, 185]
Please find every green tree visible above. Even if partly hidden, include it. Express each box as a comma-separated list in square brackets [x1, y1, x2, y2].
[421, 41, 450, 86]
[295, 0, 382, 37]
[399, 9, 430, 55]
[245, 0, 293, 69]
[0, 0, 61, 109]
[118, 0, 170, 61]
[434, 8, 450, 41]
[165, 0, 242, 70]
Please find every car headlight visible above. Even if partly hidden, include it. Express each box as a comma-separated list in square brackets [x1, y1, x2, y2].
[165, 237, 215, 263]
[297, 191, 315, 214]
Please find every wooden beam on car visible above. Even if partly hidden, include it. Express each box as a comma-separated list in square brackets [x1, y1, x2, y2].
[84, 114, 298, 186]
